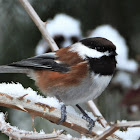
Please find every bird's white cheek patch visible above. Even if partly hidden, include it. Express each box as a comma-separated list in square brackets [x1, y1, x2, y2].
[69, 42, 110, 59]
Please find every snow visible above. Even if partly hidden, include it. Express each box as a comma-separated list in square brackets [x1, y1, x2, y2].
[66, 134, 73, 139]
[80, 136, 93, 140]
[0, 83, 100, 119]
[112, 71, 132, 87]
[0, 83, 84, 116]
[0, 82, 105, 131]
[89, 25, 138, 72]
[115, 127, 140, 140]
[0, 83, 140, 140]
[47, 13, 81, 38]
[0, 112, 34, 134]
[0, 112, 5, 126]
[0, 83, 61, 109]
[130, 105, 139, 113]
[36, 39, 48, 55]
[66, 134, 94, 140]
[0, 83, 91, 118]
[36, 13, 82, 55]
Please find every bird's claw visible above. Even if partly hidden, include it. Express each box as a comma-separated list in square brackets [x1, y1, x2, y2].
[82, 113, 95, 132]
[57, 104, 67, 125]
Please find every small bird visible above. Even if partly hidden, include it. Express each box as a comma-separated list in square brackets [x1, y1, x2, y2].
[0, 37, 117, 131]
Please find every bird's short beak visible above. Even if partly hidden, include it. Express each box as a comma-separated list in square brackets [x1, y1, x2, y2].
[110, 51, 118, 56]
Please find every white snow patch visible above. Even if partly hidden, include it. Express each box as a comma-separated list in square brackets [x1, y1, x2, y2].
[0, 83, 61, 109]
[0, 112, 5, 124]
[112, 71, 132, 87]
[66, 134, 73, 139]
[36, 13, 82, 55]
[89, 25, 138, 72]
[39, 129, 45, 134]
[36, 40, 48, 55]
[0, 112, 34, 134]
[115, 127, 140, 140]
[0, 82, 106, 132]
[130, 105, 139, 113]
[2, 83, 139, 140]
[80, 136, 93, 140]
[0, 83, 93, 118]
[47, 13, 81, 38]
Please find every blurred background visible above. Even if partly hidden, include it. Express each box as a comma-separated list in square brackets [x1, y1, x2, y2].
[0, 0, 140, 139]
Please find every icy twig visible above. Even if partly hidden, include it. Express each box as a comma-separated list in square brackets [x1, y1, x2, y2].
[0, 112, 80, 140]
[87, 100, 108, 128]
[0, 90, 140, 139]
[0, 92, 100, 137]
[95, 121, 140, 140]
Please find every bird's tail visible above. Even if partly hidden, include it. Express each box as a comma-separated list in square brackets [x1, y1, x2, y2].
[0, 65, 30, 74]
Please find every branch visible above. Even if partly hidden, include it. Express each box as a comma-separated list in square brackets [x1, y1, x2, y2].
[0, 83, 140, 139]
[0, 91, 102, 137]
[18, 0, 59, 51]
[95, 121, 140, 140]
[87, 100, 108, 128]
[0, 112, 80, 140]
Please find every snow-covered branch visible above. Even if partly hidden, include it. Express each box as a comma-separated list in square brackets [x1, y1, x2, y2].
[0, 83, 101, 137]
[0, 83, 140, 140]
[87, 100, 108, 128]
[0, 112, 82, 140]
[95, 121, 140, 140]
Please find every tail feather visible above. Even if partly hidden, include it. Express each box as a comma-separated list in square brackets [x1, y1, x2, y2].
[0, 66, 30, 74]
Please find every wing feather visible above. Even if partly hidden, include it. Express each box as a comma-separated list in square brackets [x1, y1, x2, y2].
[9, 52, 70, 73]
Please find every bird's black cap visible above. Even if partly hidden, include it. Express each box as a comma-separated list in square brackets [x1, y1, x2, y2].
[80, 37, 116, 53]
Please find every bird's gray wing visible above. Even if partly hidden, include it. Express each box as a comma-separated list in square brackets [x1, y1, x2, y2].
[8, 52, 70, 73]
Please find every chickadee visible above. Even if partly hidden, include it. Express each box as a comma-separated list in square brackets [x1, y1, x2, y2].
[0, 37, 117, 131]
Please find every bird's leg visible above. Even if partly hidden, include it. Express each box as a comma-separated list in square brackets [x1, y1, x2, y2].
[57, 103, 67, 124]
[76, 104, 95, 132]
[56, 95, 67, 124]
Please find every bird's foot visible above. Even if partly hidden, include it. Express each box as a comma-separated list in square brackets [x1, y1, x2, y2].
[57, 104, 67, 125]
[82, 113, 95, 132]
[76, 104, 95, 132]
